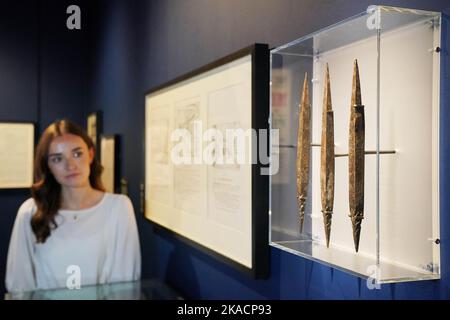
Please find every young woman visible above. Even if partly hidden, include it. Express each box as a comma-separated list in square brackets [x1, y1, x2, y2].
[5, 119, 141, 292]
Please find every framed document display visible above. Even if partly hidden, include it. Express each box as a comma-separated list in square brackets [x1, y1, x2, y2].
[145, 44, 270, 278]
[87, 111, 102, 158]
[0, 122, 35, 189]
[100, 135, 120, 194]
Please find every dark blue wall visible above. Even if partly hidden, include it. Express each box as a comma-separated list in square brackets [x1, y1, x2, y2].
[2, 0, 450, 299]
[89, 0, 450, 299]
[0, 0, 92, 296]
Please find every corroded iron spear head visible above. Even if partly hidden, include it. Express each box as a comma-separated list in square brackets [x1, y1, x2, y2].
[348, 59, 365, 253]
[320, 64, 335, 248]
[296, 73, 311, 232]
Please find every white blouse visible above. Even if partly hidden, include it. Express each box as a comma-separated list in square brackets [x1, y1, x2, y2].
[5, 193, 141, 292]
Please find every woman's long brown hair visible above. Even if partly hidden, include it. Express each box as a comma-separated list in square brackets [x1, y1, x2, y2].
[31, 119, 104, 243]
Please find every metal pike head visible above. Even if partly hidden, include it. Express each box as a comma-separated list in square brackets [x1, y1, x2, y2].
[323, 64, 332, 112]
[301, 72, 310, 108]
[321, 64, 334, 248]
[296, 72, 311, 233]
[348, 58, 365, 253]
[351, 59, 362, 107]
[351, 213, 364, 253]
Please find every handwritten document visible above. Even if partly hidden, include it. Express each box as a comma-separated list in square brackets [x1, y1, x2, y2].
[0, 123, 34, 188]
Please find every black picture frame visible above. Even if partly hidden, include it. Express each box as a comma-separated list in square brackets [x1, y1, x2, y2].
[0, 121, 37, 189]
[87, 111, 102, 159]
[100, 134, 121, 194]
[144, 44, 270, 279]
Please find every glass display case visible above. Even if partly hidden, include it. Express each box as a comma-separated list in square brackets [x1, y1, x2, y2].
[270, 6, 444, 283]
[4, 279, 184, 300]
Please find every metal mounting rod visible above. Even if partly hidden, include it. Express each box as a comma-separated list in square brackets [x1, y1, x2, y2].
[335, 150, 396, 157]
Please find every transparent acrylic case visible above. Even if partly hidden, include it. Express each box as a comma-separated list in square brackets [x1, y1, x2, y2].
[270, 6, 442, 283]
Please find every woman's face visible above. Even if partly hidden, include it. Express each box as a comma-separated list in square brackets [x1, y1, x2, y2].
[47, 133, 94, 189]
